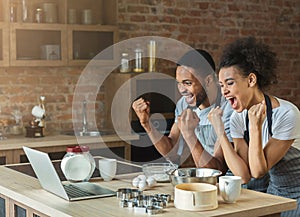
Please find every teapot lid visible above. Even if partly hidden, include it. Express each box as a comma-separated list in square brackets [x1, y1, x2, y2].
[66, 145, 89, 153]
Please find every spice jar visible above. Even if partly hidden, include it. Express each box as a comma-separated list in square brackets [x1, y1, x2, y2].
[119, 52, 130, 73]
[35, 8, 43, 23]
[133, 48, 144, 73]
[10, 3, 17, 22]
[61, 145, 96, 182]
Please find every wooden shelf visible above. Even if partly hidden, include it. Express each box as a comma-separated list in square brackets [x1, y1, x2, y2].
[0, 0, 118, 67]
[67, 24, 118, 66]
[10, 23, 67, 66]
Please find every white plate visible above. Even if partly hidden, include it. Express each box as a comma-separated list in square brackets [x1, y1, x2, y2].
[61, 155, 91, 181]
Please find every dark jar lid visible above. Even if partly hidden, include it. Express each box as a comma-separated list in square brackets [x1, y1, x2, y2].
[66, 145, 90, 153]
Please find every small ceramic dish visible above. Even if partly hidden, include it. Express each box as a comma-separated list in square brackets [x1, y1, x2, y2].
[174, 183, 218, 211]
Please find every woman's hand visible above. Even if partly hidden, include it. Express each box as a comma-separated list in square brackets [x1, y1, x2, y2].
[208, 106, 225, 138]
[248, 100, 266, 130]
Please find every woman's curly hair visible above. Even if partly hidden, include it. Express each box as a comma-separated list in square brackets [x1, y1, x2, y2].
[218, 37, 278, 90]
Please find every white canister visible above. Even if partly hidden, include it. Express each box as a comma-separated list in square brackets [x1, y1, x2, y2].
[82, 9, 92, 25]
[43, 3, 57, 23]
[60, 145, 96, 182]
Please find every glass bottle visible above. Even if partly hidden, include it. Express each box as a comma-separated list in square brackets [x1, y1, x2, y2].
[10, 3, 17, 22]
[61, 145, 96, 182]
[148, 40, 156, 72]
[133, 47, 144, 73]
[22, 0, 29, 22]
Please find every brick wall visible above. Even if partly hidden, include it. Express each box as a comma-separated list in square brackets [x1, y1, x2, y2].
[118, 0, 300, 107]
[0, 67, 79, 135]
[0, 0, 299, 135]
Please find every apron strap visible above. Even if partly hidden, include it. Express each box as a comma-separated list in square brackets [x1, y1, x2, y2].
[214, 86, 222, 108]
[244, 94, 273, 144]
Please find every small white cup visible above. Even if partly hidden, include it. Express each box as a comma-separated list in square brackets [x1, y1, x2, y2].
[31, 105, 45, 119]
[219, 176, 242, 203]
[98, 158, 117, 181]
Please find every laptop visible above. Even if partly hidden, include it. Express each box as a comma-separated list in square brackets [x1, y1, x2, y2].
[23, 146, 116, 201]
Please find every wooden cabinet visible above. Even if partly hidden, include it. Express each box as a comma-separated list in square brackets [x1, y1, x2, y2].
[104, 72, 177, 134]
[0, 0, 118, 66]
[0, 194, 49, 217]
[10, 23, 67, 66]
[67, 24, 118, 66]
[0, 22, 9, 66]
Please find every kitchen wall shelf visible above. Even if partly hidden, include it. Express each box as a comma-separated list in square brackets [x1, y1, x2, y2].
[0, 0, 118, 67]
[10, 23, 67, 67]
[67, 25, 118, 66]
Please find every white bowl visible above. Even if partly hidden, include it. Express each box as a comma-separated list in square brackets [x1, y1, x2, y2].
[142, 163, 178, 182]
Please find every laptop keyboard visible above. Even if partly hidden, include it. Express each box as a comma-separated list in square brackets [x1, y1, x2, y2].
[64, 184, 96, 198]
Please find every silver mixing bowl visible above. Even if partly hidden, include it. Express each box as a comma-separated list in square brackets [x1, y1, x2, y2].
[169, 168, 222, 186]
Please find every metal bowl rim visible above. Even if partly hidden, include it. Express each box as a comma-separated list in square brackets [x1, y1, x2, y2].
[171, 167, 222, 177]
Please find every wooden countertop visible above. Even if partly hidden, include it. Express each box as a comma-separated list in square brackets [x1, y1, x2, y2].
[0, 133, 139, 151]
[0, 164, 296, 217]
[0, 133, 139, 164]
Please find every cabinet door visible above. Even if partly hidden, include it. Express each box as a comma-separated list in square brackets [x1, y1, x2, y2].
[67, 25, 118, 66]
[0, 22, 9, 66]
[104, 73, 134, 133]
[0, 196, 6, 217]
[9, 199, 50, 217]
[10, 23, 67, 66]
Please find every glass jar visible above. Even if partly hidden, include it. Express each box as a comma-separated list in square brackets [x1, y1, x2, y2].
[60, 145, 96, 182]
[10, 3, 17, 22]
[148, 40, 156, 72]
[133, 48, 144, 73]
[35, 8, 43, 23]
[119, 52, 130, 73]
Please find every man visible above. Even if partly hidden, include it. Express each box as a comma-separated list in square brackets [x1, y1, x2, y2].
[132, 49, 233, 174]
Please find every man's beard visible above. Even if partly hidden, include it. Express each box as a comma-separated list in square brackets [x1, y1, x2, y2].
[195, 90, 208, 107]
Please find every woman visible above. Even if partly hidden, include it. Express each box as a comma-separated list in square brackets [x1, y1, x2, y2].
[208, 37, 300, 217]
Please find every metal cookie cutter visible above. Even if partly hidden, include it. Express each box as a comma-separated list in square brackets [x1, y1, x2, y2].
[154, 193, 172, 202]
[127, 199, 137, 208]
[146, 206, 163, 215]
[116, 188, 169, 215]
[117, 188, 142, 200]
[119, 200, 128, 208]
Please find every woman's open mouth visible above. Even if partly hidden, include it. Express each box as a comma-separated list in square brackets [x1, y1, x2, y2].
[228, 97, 238, 109]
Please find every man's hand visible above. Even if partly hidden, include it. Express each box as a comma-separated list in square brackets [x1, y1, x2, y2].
[132, 98, 151, 131]
[178, 108, 200, 135]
